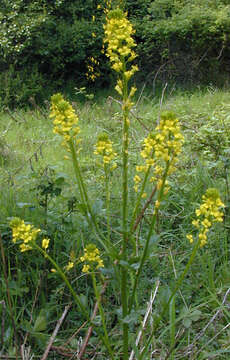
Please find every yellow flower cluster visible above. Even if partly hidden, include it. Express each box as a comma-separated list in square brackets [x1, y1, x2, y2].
[86, 57, 100, 82]
[80, 244, 104, 273]
[142, 112, 184, 164]
[64, 261, 74, 271]
[10, 218, 49, 252]
[50, 93, 80, 148]
[134, 112, 184, 193]
[103, 8, 138, 74]
[187, 188, 225, 247]
[94, 133, 117, 168]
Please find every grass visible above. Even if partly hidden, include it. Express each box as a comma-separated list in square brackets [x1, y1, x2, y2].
[0, 84, 230, 359]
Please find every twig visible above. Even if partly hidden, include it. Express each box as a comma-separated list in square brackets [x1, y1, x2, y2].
[130, 109, 150, 131]
[20, 345, 34, 360]
[3, 142, 46, 185]
[129, 280, 160, 360]
[63, 321, 88, 348]
[152, 62, 169, 95]
[187, 287, 230, 355]
[41, 304, 71, 360]
[216, 44, 225, 60]
[107, 96, 150, 131]
[157, 82, 168, 125]
[77, 282, 108, 359]
[135, 82, 146, 108]
[196, 322, 230, 357]
[195, 48, 211, 68]
[50, 345, 74, 357]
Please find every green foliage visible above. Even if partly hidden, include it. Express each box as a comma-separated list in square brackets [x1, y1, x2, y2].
[0, 0, 106, 108]
[0, 65, 46, 109]
[135, 0, 230, 84]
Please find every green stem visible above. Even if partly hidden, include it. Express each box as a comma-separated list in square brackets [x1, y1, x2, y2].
[169, 294, 175, 360]
[91, 273, 114, 359]
[105, 165, 111, 242]
[121, 68, 129, 360]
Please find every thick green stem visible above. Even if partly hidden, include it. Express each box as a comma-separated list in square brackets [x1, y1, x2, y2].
[169, 294, 176, 360]
[121, 69, 129, 360]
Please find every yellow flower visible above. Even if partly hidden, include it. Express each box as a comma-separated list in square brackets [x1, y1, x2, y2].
[82, 264, 90, 273]
[94, 133, 117, 169]
[80, 244, 104, 273]
[134, 112, 184, 197]
[134, 175, 141, 183]
[20, 243, 33, 252]
[186, 234, 194, 243]
[86, 57, 100, 82]
[103, 8, 138, 82]
[10, 218, 40, 252]
[188, 188, 225, 247]
[42, 238, 50, 250]
[65, 261, 74, 271]
[50, 93, 80, 148]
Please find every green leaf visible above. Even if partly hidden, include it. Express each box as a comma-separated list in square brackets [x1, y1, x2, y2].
[183, 317, 192, 328]
[122, 311, 140, 325]
[33, 311, 47, 332]
[8, 280, 29, 296]
[190, 310, 202, 321]
[79, 294, 88, 308]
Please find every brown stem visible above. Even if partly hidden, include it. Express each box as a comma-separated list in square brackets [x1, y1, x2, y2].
[78, 282, 107, 359]
[132, 185, 157, 232]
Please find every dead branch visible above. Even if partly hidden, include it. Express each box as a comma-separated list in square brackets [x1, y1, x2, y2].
[41, 304, 71, 360]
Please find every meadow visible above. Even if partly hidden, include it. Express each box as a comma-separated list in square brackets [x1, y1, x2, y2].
[0, 83, 230, 359]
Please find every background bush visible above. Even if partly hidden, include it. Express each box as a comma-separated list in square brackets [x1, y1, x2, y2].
[1, 0, 230, 108]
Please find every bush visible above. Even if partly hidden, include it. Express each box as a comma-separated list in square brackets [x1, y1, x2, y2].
[134, 0, 230, 84]
[1, 0, 230, 108]
[0, 65, 47, 109]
